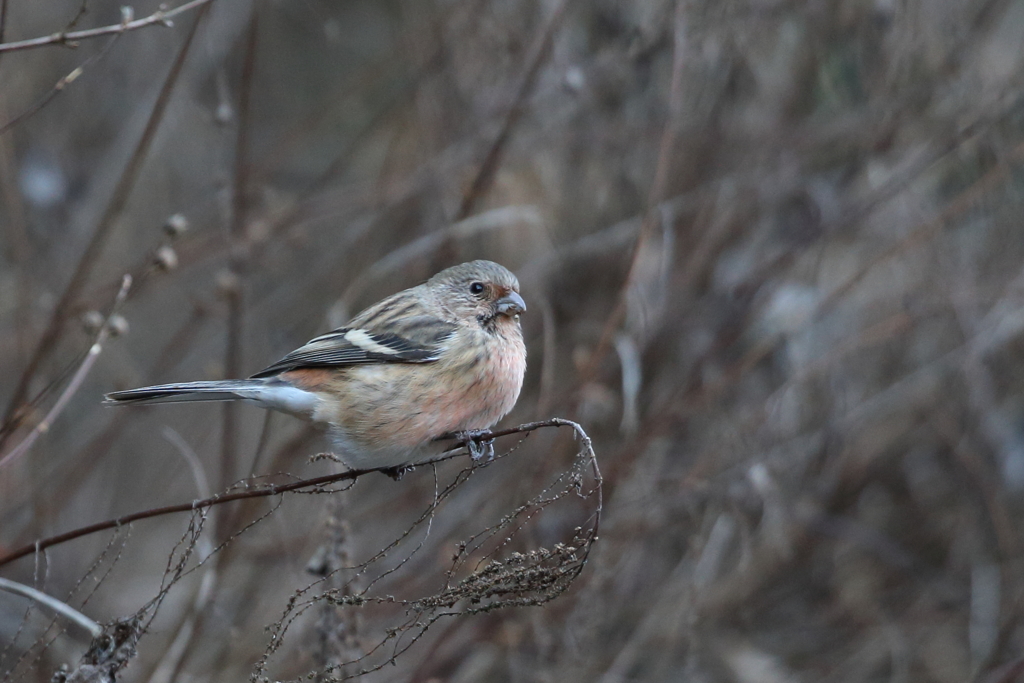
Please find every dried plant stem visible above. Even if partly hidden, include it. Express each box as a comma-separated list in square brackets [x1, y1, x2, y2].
[310, 495, 361, 680]
[144, 429, 218, 683]
[0, 130, 31, 360]
[220, 14, 259, 497]
[580, 0, 689, 382]
[0, 419, 592, 567]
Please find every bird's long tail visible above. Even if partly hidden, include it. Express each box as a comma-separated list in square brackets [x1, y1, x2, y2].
[104, 380, 269, 405]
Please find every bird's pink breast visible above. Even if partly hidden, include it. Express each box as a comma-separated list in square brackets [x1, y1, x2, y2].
[312, 321, 526, 462]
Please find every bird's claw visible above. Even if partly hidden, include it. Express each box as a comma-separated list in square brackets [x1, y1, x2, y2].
[382, 464, 415, 481]
[458, 429, 495, 462]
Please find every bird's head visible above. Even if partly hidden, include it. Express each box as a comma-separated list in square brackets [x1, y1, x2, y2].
[430, 260, 526, 328]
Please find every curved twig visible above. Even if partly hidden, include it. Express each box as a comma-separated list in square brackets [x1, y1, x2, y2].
[0, 577, 102, 638]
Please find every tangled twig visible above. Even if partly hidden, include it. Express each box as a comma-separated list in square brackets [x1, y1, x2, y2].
[251, 418, 601, 682]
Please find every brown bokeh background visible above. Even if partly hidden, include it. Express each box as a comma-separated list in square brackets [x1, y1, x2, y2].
[3, 0, 1024, 681]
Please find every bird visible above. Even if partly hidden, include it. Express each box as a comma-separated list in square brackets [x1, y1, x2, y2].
[105, 260, 527, 471]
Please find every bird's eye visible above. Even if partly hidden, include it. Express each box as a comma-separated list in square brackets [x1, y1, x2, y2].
[469, 282, 485, 295]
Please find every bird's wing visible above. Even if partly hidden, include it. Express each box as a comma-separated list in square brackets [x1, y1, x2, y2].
[250, 315, 457, 378]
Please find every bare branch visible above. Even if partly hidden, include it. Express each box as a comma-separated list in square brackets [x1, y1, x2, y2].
[0, 0, 214, 54]
[220, 13, 259, 500]
[0, 419, 595, 568]
[0, 36, 119, 137]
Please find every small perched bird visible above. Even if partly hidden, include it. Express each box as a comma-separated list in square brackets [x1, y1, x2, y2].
[106, 260, 527, 470]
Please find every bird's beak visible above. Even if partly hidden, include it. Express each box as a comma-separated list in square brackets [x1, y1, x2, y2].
[496, 291, 526, 317]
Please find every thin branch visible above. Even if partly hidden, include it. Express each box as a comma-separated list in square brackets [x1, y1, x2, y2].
[0, 131, 32, 362]
[146, 428, 218, 683]
[0, 4, 210, 449]
[0, 34, 121, 137]
[0, 0, 9, 67]
[221, 13, 258, 496]
[0, 0, 214, 54]
[0, 577, 102, 638]
[579, 0, 689, 382]
[63, 0, 91, 32]
[455, 0, 572, 220]
[0, 419, 592, 568]
[0, 275, 132, 470]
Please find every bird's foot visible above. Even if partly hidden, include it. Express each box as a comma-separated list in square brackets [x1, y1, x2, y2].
[309, 452, 344, 464]
[382, 464, 415, 481]
[456, 429, 495, 462]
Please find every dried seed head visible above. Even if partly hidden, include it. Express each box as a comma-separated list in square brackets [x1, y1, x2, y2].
[163, 213, 189, 237]
[154, 245, 178, 271]
[82, 310, 105, 334]
[107, 315, 129, 337]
